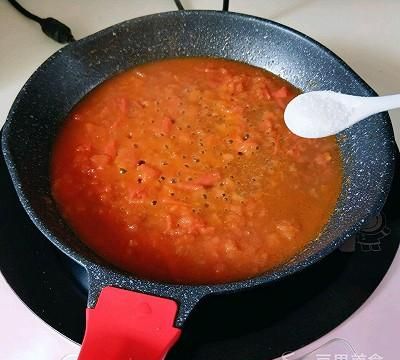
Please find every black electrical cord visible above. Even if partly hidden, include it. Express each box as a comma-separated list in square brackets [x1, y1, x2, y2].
[222, 0, 230, 11]
[8, 0, 75, 44]
[174, 0, 229, 11]
[174, 0, 185, 11]
[8, 0, 41, 22]
[9, 0, 229, 43]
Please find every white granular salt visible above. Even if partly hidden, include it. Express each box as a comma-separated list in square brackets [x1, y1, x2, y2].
[284, 91, 354, 138]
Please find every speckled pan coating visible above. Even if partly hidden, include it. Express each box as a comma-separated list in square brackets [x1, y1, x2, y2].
[1, 11, 396, 326]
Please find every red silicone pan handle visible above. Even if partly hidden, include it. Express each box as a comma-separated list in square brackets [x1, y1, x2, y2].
[78, 286, 181, 360]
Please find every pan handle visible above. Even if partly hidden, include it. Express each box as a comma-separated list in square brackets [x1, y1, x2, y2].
[78, 286, 181, 360]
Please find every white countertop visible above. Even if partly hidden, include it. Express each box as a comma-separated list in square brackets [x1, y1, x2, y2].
[1, 1, 399, 359]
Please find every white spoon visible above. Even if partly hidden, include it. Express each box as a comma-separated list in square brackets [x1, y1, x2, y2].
[284, 90, 400, 138]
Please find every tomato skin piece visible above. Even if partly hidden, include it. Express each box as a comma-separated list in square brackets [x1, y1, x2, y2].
[161, 116, 174, 135]
[193, 172, 221, 188]
[174, 182, 204, 191]
[137, 164, 161, 182]
[236, 139, 259, 155]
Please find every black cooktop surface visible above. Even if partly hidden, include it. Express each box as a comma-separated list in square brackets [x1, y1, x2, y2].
[0, 147, 399, 360]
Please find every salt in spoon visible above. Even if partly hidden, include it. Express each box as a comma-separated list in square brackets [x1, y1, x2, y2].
[284, 90, 400, 138]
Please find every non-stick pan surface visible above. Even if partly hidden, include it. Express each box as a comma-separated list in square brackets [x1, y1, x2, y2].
[1, 10, 396, 359]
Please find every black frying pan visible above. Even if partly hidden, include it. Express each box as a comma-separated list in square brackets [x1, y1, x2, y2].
[1, 10, 396, 360]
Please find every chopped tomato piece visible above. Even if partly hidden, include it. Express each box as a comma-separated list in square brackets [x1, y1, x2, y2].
[236, 139, 259, 155]
[103, 140, 117, 158]
[137, 163, 161, 182]
[165, 215, 173, 232]
[167, 95, 182, 118]
[272, 86, 289, 98]
[126, 185, 146, 201]
[315, 152, 332, 166]
[171, 214, 209, 235]
[90, 154, 110, 168]
[272, 86, 294, 109]
[193, 172, 221, 188]
[116, 97, 129, 115]
[161, 116, 174, 135]
[173, 182, 203, 191]
[276, 220, 300, 240]
[259, 111, 276, 133]
[115, 148, 137, 169]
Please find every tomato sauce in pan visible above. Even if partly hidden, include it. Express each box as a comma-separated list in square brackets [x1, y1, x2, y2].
[51, 58, 342, 284]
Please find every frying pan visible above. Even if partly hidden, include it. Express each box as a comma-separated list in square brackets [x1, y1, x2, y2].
[1, 10, 396, 360]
